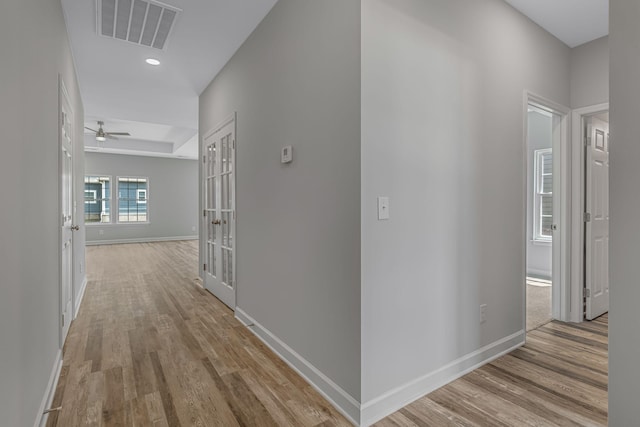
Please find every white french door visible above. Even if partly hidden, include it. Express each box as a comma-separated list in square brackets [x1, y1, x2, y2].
[203, 116, 236, 309]
[60, 84, 74, 344]
[585, 117, 609, 320]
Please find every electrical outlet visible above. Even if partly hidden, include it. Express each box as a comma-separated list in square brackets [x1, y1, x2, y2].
[480, 304, 487, 324]
[192, 226, 196, 232]
[99, 229, 104, 235]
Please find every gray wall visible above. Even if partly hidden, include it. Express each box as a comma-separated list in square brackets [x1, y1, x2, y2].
[526, 110, 552, 279]
[85, 153, 198, 244]
[199, 0, 361, 406]
[571, 36, 609, 108]
[0, 0, 85, 424]
[361, 0, 571, 416]
[609, 1, 640, 425]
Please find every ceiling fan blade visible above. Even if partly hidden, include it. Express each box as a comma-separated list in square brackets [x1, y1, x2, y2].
[84, 127, 98, 132]
[106, 134, 119, 140]
[106, 132, 131, 136]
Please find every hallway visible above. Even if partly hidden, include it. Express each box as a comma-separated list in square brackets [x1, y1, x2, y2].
[47, 241, 351, 426]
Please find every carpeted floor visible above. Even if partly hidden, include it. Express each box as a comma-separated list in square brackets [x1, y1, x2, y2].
[526, 277, 552, 331]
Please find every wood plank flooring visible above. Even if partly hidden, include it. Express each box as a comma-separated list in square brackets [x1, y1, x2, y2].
[48, 240, 608, 426]
[46, 241, 351, 427]
[377, 315, 608, 427]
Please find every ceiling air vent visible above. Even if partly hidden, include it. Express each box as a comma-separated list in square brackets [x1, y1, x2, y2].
[98, 0, 181, 50]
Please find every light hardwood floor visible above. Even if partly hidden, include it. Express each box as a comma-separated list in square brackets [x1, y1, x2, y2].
[377, 316, 608, 427]
[47, 241, 351, 427]
[48, 241, 608, 426]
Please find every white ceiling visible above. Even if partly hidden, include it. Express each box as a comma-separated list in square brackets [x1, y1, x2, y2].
[65, 0, 608, 159]
[504, 0, 608, 48]
[61, 0, 278, 158]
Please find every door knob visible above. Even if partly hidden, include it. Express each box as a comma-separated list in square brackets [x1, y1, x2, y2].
[212, 219, 221, 225]
[71, 225, 80, 231]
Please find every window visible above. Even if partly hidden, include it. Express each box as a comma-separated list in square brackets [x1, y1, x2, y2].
[534, 149, 552, 241]
[84, 176, 111, 223]
[84, 190, 97, 204]
[118, 177, 148, 223]
[136, 189, 147, 204]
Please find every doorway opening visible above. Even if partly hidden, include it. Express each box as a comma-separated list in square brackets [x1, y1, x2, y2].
[524, 93, 570, 332]
[526, 104, 554, 330]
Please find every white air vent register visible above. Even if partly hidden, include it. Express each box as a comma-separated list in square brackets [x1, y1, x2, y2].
[98, 0, 181, 51]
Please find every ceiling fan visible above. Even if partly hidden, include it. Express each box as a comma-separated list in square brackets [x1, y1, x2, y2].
[85, 121, 131, 142]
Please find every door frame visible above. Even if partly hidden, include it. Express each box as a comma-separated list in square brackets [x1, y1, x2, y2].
[570, 103, 610, 323]
[58, 76, 75, 347]
[523, 91, 571, 326]
[200, 112, 237, 309]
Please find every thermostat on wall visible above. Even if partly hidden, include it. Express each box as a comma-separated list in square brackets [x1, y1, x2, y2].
[281, 145, 293, 163]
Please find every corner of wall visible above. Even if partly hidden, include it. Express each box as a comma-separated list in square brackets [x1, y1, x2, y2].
[235, 308, 361, 425]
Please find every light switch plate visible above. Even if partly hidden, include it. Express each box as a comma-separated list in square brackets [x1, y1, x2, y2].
[281, 145, 293, 163]
[378, 197, 389, 220]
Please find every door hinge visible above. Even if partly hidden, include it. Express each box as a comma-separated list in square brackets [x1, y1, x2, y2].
[203, 155, 206, 163]
[203, 263, 207, 271]
[585, 136, 592, 147]
[584, 288, 591, 298]
[203, 209, 207, 217]
[233, 139, 236, 149]
[584, 212, 591, 222]
[62, 314, 65, 327]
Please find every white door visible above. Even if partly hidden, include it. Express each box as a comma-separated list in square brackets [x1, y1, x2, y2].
[203, 117, 236, 309]
[60, 90, 74, 344]
[585, 117, 609, 320]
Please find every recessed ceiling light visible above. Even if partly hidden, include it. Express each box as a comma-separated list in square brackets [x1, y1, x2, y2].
[145, 58, 161, 66]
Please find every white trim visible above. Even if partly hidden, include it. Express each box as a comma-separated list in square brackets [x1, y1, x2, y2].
[526, 267, 552, 280]
[84, 146, 198, 160]
[201, 113, 237, 140]
[34, 350, 63, 427]
[235, 308, 360, 426]
[360, 331, 525, 427]
[86, 236, 197, 246]
[570, 102, 609, 323]
[74, 276, 88, 318]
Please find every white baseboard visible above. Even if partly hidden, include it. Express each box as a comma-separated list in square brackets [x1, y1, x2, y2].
[34, 350, 63, 427]
[86, 236, 198, 246]
[526, 268, 552, 281]
[74, 276, 88, 318]
[359, 330, 525, 427]
[235, 308, 360, 425]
